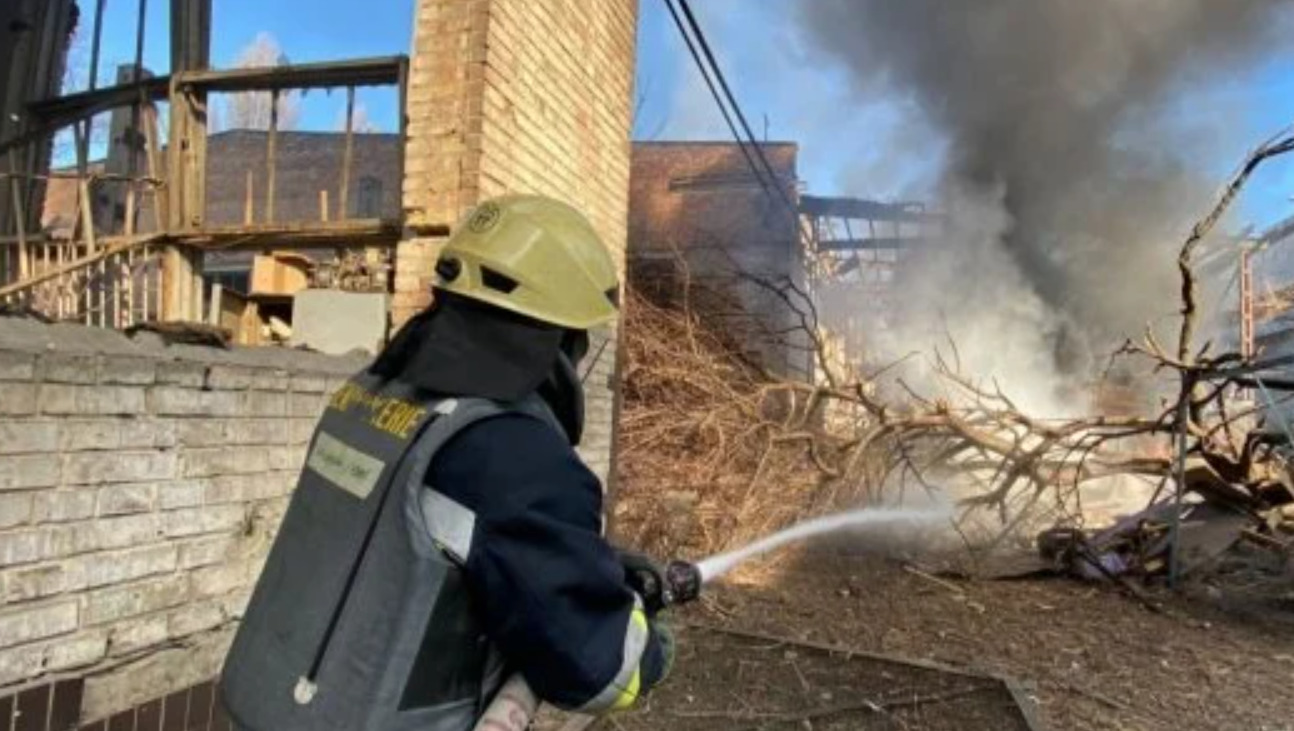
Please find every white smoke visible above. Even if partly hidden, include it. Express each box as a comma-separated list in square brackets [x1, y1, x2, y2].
[875, 183, 1087, 416]
[795, 0, 1294, 411]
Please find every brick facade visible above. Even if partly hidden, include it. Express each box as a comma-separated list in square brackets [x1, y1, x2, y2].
[204, 130, 403, 226]
[399, 0, 638, 480]
[0, 318, 362, 722]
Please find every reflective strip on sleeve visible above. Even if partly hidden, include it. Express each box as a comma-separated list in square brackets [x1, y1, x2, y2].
[421, 488, 477, 563]
[577, 595, 650, 714]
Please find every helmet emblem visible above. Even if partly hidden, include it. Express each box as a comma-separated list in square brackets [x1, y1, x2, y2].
[467, 202, 502, 233]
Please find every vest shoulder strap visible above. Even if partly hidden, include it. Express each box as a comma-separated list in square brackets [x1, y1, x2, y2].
[401, 394, 562, 564]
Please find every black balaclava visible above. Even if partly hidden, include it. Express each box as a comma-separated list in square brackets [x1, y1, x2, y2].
[369, 291, 589, 445]
[538, 330, 590, 445]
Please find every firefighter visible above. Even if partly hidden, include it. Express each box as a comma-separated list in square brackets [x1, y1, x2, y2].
[221, 195, 673, 731]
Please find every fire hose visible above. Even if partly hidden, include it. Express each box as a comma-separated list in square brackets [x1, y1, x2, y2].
[470, 553, 702, 731]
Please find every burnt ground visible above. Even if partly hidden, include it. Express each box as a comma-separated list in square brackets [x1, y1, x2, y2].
[581, 552, 1294, 731]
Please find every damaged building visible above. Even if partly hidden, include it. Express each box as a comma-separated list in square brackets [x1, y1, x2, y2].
[798, 194, 943, 368]
[628, 141, 812, 380]
[624, 140, 953, 384]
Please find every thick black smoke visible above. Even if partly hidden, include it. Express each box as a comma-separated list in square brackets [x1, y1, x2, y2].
[798, 1, 1294, 368]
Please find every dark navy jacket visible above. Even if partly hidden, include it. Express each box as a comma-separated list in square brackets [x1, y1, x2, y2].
[425, 413, 666, 711]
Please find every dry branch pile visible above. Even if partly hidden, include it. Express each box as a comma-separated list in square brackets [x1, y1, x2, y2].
[613, 279, 1175, 559]
[613, 288, 848, 558]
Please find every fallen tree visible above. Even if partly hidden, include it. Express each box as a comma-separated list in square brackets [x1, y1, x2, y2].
[614, 127, 1294, 568]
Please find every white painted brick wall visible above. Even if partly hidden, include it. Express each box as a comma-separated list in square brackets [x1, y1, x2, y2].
[0, 319, 362, 716]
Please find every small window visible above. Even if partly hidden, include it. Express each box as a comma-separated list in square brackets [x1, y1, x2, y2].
[356, 176, 383, 218]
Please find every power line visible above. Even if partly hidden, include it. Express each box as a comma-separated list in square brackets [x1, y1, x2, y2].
[674, 0, 799, 216]
[662, 0, 825, 323]
[661, 0, 775, 196]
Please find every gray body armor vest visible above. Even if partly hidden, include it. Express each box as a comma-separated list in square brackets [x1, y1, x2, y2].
[221, 373, 558, 731]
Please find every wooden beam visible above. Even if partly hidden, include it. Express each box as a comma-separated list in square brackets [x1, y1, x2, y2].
[24, 77, 171, 131]
[339, 86, 355, 221]
[266, 91, 279, 223]
[1, 220, 412, 291]
[125, 186, 138, 237]
[124, 247, 135, 326]
[87, 0, 108, 97]
[7, 151, 28, 279]
[166, 58, 208, 234]
[125, 0, 150, 238]
[161, 245, 187, 321]
[165, 0, 210, 325]
[244, 171, 255, 225]
[171, 0, 212, 74]
[0, 234, 48, 246]
[78, 179, 98, 253]
[174, 56, 405, 93]
[0, 171, 163, 184]
[19, 57, 403, 144]
[176, 219, 408, 250]
[141, 103, 165, 232]
[78, 0, 109, 175]
[183, 89, 208, 228]
[97, 255, 107, 327]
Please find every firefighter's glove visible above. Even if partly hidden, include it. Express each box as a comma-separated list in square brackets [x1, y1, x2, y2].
[617, 549, 668, 616]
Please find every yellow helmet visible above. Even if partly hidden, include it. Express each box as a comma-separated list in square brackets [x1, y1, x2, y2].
[433, 195, 621, 330]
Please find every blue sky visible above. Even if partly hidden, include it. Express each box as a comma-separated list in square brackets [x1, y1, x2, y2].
[82, 0, 1294, 231]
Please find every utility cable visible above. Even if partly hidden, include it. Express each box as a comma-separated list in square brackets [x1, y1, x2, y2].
[668, 0, 822, 254]
[675, 0, 799, 215]
[661, 0, 776, 196]
[661, 0, 824, 359]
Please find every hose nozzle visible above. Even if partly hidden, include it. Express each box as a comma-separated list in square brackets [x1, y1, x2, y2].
[662, 560, 701, 607]
[621, 551, 703, 614]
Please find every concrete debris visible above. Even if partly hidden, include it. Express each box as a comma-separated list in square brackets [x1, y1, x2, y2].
[289, 290, 387, 356]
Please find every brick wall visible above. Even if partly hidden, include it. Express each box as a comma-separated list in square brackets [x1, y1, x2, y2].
[628, 142, 811, 380]
[0, 317, 363, 723]
[398, 0, 638, 481]
[204, 131, 403, 227]
[398, 0, 637, 316]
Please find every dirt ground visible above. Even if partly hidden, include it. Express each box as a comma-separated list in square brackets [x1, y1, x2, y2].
[598, 623, 1035, 731]
[593, 551, 1294, 731]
